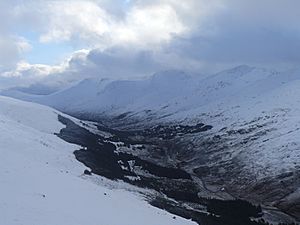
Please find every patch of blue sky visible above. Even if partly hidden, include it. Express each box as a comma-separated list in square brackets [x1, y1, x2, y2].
[20, 31, 75, 65]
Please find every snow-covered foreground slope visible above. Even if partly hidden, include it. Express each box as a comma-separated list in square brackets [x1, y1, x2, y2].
[0, 96, 196, 225]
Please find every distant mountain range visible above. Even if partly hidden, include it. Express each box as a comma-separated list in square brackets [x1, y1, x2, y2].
[3, 65, 299, 123]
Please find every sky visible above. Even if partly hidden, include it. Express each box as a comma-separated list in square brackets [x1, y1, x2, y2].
[0, 0, 300, 91]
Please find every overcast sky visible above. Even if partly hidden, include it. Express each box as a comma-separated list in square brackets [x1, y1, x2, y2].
[0, 0, 299, 90]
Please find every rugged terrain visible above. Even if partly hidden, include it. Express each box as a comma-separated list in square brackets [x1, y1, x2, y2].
[2, 65, 300, 223]
[0, 96, 197, 225]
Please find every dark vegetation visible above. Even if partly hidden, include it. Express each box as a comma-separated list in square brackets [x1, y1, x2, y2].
[97, 122, 212, 141]
[56, 115, 297, 225]
[206, 199, 262, 218]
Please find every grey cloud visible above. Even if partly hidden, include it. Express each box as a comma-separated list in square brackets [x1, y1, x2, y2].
[161, 0, 300, 69]
[2, 0, 300, 90]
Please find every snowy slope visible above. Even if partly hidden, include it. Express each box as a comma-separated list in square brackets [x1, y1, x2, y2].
[3, 66, 300, 173]
[3, 66, 300, 220]
[1, 66, 288, 120]
[1, 70, 199, 117]
[0, 96, 196, 225]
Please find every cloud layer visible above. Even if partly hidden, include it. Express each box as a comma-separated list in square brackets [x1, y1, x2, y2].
[1, 0, 300, 91]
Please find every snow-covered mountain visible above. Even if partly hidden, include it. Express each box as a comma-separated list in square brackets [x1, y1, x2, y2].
[3, 66, 300, 175]
[4, 65, 299, 123]
[0, 96, 196, 225]
[2, 65, 300, 221]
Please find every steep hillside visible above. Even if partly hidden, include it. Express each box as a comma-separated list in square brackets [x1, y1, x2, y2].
[0, 96, 196, 225]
